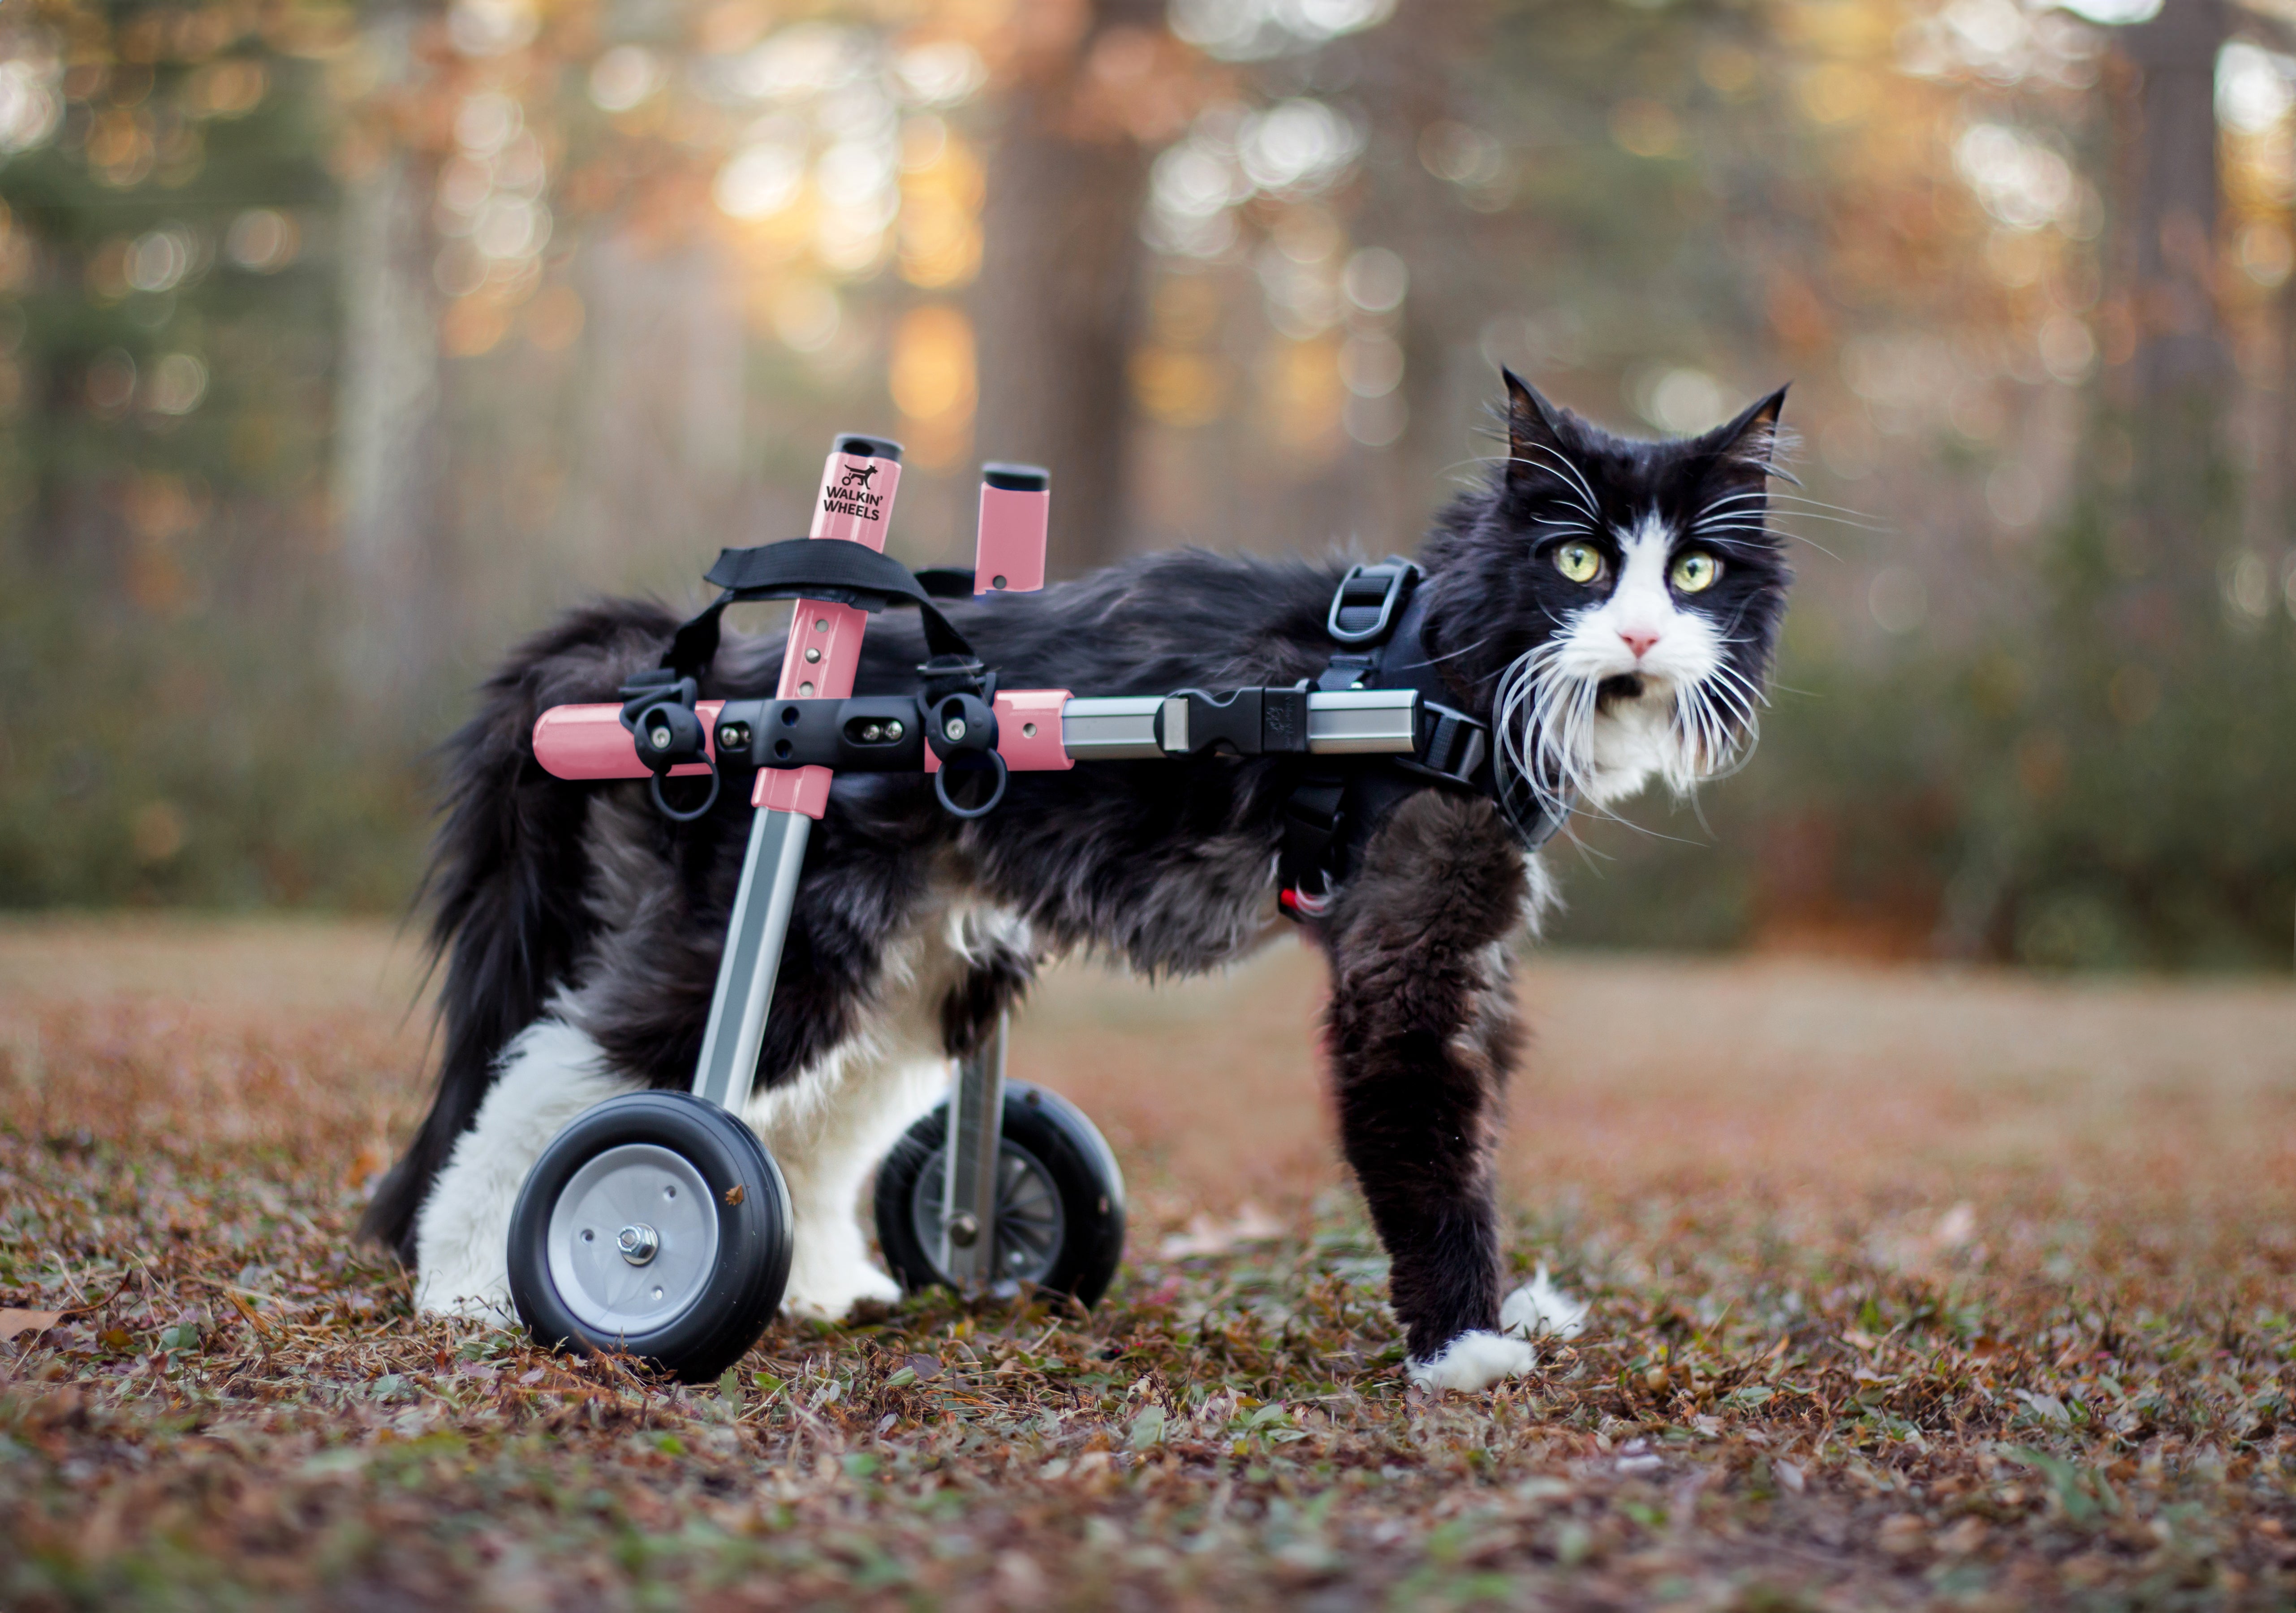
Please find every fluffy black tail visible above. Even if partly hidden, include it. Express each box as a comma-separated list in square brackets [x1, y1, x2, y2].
[358, 601, 681, 1262]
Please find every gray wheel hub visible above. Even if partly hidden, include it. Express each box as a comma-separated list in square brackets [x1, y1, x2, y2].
[547, 1143, 719, 1338]
[908, 1137, 1066, 1289]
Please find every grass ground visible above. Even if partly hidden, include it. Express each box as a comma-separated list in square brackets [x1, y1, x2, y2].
[1, 916, 2292, 1610]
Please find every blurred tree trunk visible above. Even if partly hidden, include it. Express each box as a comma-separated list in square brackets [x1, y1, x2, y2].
[2113, 0, 2230, 622]
[971, 0, 1164, 576]
[333, 1, 443, 701]
[2121, 0, 2227, 405]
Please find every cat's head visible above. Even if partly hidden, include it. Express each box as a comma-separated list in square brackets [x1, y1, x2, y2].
[1421, 370, 1793, 824]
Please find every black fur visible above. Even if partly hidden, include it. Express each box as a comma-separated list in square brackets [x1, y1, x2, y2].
[361, 375, 1792, 1364]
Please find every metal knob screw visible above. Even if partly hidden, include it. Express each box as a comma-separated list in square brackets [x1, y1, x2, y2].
[883, 720, 903, 741]
[943, 717, 966, 742]
[946, 1212, 980, 1248]
[616, 1224, 659, 1266]
[649, 727, 671, 750]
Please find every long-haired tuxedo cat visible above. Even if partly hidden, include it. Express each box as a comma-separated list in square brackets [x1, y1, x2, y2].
[362, 372, 1792, 1392]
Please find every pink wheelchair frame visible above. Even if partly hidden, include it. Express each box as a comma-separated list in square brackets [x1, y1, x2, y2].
[523, 433, 1425, 1304]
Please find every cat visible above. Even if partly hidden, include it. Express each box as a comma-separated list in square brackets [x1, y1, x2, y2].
[359, 371, 1792, 1392]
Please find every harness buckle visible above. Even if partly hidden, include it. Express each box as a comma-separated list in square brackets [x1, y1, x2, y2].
[1396, 701, 1490, 789]
[1324, 560, 1421, 645]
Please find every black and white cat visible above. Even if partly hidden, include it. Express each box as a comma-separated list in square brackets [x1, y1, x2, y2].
[360, 372, 1792, 1392]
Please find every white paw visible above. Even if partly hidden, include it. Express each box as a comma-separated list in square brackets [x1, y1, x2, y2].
[412, 1268, 517, 1324]
[780, 1255, 902, 1320]
[1500, 1264, 1590, 1341]
[1406, 1330, 1539, 1393]
[410, 1019, 639, 1322]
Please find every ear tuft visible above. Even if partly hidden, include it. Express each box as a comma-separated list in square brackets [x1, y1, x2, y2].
[1499, 369, 1574, 491]
[1712, 384, 1791, 475]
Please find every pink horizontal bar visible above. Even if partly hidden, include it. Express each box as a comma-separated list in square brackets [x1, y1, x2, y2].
[924, 689, 1071, 773]
[995, 689, 1072, 769]
[534, 700, 721, 780]
[536, 689, 1074, 785]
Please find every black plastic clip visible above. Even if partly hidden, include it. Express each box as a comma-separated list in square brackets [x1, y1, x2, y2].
[924, 690, 1006, 818]
[1154, 688, 1310, 757]
[1397, 701, 1490, 789]
[1326, 560, 1420, 645]
[618, 672, 720, 823]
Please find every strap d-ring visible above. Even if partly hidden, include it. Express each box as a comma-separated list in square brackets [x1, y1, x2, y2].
[649, 764, 722, 824]
[933, 750, 1007, 819]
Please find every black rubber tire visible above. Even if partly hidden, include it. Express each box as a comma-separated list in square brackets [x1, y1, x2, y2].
[873, 1081, 1126, 1308]
[508, 1091, 793, 1383]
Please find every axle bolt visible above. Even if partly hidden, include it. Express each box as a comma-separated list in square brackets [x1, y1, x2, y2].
[946, 1212, 980, 1248]
[648, 726, 671, 750]
[943, 718, 966, 742]
[861, 723, 882, 742]
[616, 1224, 659, 1266]
[884, 720, 903, 741]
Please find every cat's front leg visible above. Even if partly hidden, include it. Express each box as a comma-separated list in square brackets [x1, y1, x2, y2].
[1322, 789, 1539, 1392]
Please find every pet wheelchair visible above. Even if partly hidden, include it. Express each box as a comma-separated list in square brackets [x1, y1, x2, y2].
[508, 431, 1474, 1380]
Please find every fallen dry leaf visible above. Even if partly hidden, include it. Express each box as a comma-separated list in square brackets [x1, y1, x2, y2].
[1156, 1201, 1285, 1258]
[0, 1308, 61, 1338]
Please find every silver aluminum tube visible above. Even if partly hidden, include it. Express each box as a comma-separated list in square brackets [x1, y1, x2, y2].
[1059, 695, 1163, 759]
[938, 1012, 1007, 1290]
[1303, 688, 1418, 753]
[1059, 688, 1419, 760]
[690, 807, 811, 1112]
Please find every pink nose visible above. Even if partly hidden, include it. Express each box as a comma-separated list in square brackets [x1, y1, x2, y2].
[1619, 629, 1661, 659]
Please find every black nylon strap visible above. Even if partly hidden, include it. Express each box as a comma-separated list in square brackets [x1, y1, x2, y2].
[1278, 566, 1569, 922]
[661, 539, 977, 677]
[1279, 775, 1348, 897]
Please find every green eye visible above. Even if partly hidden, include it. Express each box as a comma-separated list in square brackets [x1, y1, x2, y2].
[1555, 543, 1602, 584]
[1670, 551, 1719, 593]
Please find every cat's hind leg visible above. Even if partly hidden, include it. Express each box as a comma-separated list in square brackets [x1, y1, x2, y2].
[411, 1019, 645, 1320]
[746, 1037, 949, 1320]
[741, 910, 949, 1320]
[742, 898, 1036, 1320]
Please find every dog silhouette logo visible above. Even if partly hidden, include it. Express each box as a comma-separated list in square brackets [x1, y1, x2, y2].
[838, 461, 879, 492]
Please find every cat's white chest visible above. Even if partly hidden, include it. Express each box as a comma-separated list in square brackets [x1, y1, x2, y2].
[1583, 694, 1674, 804]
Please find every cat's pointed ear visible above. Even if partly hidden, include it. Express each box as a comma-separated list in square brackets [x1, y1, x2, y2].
[1501, 368, 1575, 491]
[1705, 384, 1791, 483]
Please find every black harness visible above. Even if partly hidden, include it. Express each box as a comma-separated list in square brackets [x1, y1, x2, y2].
[1275, 560, 1566, 921]
[635, 544, 1568, 897]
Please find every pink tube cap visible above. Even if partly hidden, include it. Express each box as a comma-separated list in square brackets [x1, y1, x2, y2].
[975, 464, 1049, 594]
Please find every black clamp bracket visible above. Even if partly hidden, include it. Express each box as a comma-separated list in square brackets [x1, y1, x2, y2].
[680, 692, 1007, 821]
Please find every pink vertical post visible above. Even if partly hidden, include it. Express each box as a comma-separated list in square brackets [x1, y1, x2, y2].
[755, 434, 904, 818]
[974, 463, 1049, 595]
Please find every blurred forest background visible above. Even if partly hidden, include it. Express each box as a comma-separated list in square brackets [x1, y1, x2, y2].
[0, 0, 2288, 970]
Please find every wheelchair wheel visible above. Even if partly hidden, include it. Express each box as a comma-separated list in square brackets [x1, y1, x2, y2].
[507, 1091, 792, 1383]
[873, 1081, 1125, 1308]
